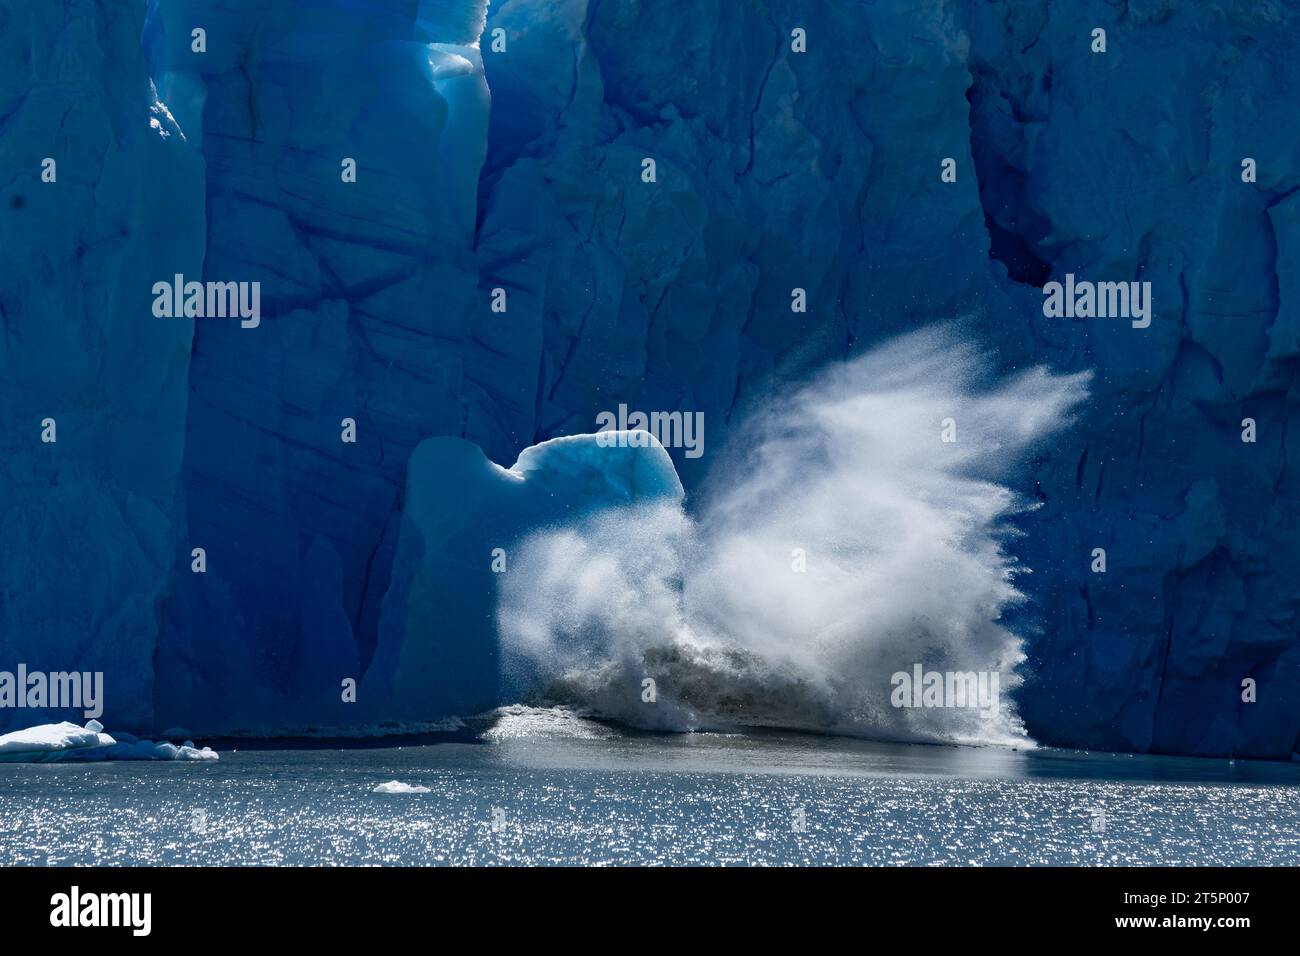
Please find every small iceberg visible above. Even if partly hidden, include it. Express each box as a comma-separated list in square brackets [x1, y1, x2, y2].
[372, 780, 431, 794]
[0, 720, 114, 761]
[0, 720, 218, 762]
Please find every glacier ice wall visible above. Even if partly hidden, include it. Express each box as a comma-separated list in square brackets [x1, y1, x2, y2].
[0, 0, 1297, 757]
[143, 0, 492, 729]
[473, 0, 1300, 757]
[0, 0, 205, 732]
[958, 0, 1300, 758]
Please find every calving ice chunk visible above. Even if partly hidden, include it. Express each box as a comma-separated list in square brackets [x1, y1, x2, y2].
[49, 886, 151, 936]
[1042, 273, 1152, 328]
[151, 273, 261, 328]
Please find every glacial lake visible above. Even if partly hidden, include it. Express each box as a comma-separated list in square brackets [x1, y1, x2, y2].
[3, 707, 1298, 866]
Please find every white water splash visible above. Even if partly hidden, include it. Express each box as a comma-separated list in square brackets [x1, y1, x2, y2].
[498, 328, 1089, 746]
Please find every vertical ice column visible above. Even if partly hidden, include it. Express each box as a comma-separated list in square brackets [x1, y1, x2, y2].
[0, 0, 206, 731]
[143, 0, 491, 731]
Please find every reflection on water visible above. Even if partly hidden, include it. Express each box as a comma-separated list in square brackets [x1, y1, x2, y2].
[2, 708, 1297, 866]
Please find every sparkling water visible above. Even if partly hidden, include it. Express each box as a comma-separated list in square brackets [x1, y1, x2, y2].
[3, 708, 1298, 866]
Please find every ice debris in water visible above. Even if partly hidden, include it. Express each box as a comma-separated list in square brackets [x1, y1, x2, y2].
[372, 780, 432, 794]
[0, 720, 218, 762]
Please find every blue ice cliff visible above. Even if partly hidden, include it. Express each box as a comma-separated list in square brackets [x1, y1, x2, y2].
[0, 0, 204, 731]
[0, 0, 1297, 758]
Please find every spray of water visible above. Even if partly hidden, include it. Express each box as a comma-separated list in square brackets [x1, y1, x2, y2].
[498, 328, 1089, 746]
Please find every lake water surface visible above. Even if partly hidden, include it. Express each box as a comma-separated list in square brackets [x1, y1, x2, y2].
[2, 707, 1298, 866]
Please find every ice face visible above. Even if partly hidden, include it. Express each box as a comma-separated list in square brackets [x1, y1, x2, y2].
[0, 0, 205, 734]
[1, 0, 1297, 756]
[141, 0, 494, 732]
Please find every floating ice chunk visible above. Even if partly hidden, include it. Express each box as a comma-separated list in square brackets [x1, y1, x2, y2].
[0, 721, 216, 762]
[373, 780, 432, 794]
[176, 742, 219, 760]
[0, 721, 115, 761]
[84, 738, 219, 761]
